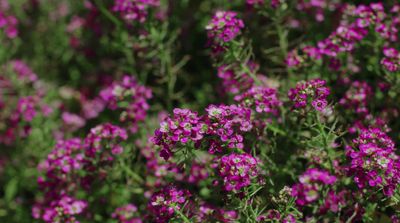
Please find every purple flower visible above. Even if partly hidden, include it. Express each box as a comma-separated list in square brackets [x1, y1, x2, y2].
[112, 204, 142, 223]
[113, 0, 160, 23]
[62, 112, 86, 132]
[380, 47, 400, 72]
[0, 11, 18, 39]
[346, 128, 400, 196]
[291, 168, 336, 206]
[17, 96, 37, 122]
[85, 123, 128, 157]
[234, 86, 282, 115]
[148, 186, 191, 223]
[288, 79, 330, 112]
[10, 60, 38, 82]
[217, 64, 255, 95]
[152, 108, 207, 160]
[206, 11, 244, 50]
[339, 81, 373, 116]
[100, 75, 152, 133]
[217, 153, 259, 192]
[206, 104, 253, 152]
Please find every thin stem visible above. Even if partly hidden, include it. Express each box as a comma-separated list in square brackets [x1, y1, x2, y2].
[174, 207, 191, 223]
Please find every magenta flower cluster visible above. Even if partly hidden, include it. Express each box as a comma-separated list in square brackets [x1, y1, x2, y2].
[206, 104, 253, 152]
[291, 168, 337, 206]
[217, 65, 254, 95]
[3, 0, 400, 222]
[296, 0, 342, 22]
[32, 195, 87, 223]
[0, 61, 52, 145]
[339, 81, 373, 116]
[100, 75, 152, 133]
[34, 138, 86, 222]
[216, 153, 259, 192]
[85, 123, 128, 157]
[0, 10, 18, 38]
[234, 86, 282, 115]
[381, 47, 400, 72]
[288, 79, 330, 111]
[34, 123, 128, 222]
[113, 0, 160, 23]
[112, 204, 142, 223]
[346, 128, 400, 196]
[287, 3, 399, 69]
[10, 60, 38, 82]
[148, 186, 191, 223]
[206, 11, 244, 48]
[152, 108, 207, 160]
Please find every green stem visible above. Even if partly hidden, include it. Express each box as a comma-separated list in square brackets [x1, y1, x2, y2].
[94, 0, 122, 28]
[315, 113, 334, 170]
[174, 207, 191, 223]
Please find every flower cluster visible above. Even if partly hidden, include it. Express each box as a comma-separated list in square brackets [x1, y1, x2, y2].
[10, 60, 38, 82]
[346, 128, 400, 196]
[113, 0, 160, 23]
[62, 112, 86, 132]
[216, 153, 259, 191]
[296, 0, 342, 22]
[152, 108, 207, 160]
[34, 123, 128, 222]
[291, 168, 337, 206]
[287, 3, 399, 69]
[112, 204, 142, 223]
[339, 81, 373, 116]
[217, 65, 254, 95]
[206, 11, 244, 49]
[0, 61, 52, 145]
[381, 47, 400, 72]
[100, 75, 152, 133]
[247, 0, 282, 8]
[148, 186, 191, 223]
[206, 104, 253, 152]
[85, 123, 128, 157]
[234, 86, 282, 115]
[288, 79, 330, 111]
[32, 195, 87, 223]
[0, 10, 18, 39]
[4, 0, 400, 222]
[246, 0, 264, 6]
[34, 138, 86, 222]
[192, 204, 239, 222]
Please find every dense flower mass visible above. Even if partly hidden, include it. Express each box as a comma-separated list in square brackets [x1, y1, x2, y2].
[34, 138, 86, 222]
[100, 75, 152, 133]
[152, 108, 207, 160]
[234, 86, 281, 115]
[217, 153, 259, 192]
[113, 0, 160, 23]
[0, 10, 18, 38]
[148, 186, 191, 223]
[381, 47, 400, 72]
[112, 204, 142, 223]
[85, 123, 128, 156]
[2, 0, 400, 222]
[206, 104, 253, 152]
[291, 168, 336, 206]
[217, 65, 254, 95]
[346, 128, 400, 196]
[288, 79, 330, 111]
[339, 81, 373, 116]
[206, 11, 244, 50]
[286, 2, 400, 69]
[10, 60, 38, 82]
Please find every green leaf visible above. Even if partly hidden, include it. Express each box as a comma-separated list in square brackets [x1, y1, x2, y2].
[5, 178, 18, 202]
